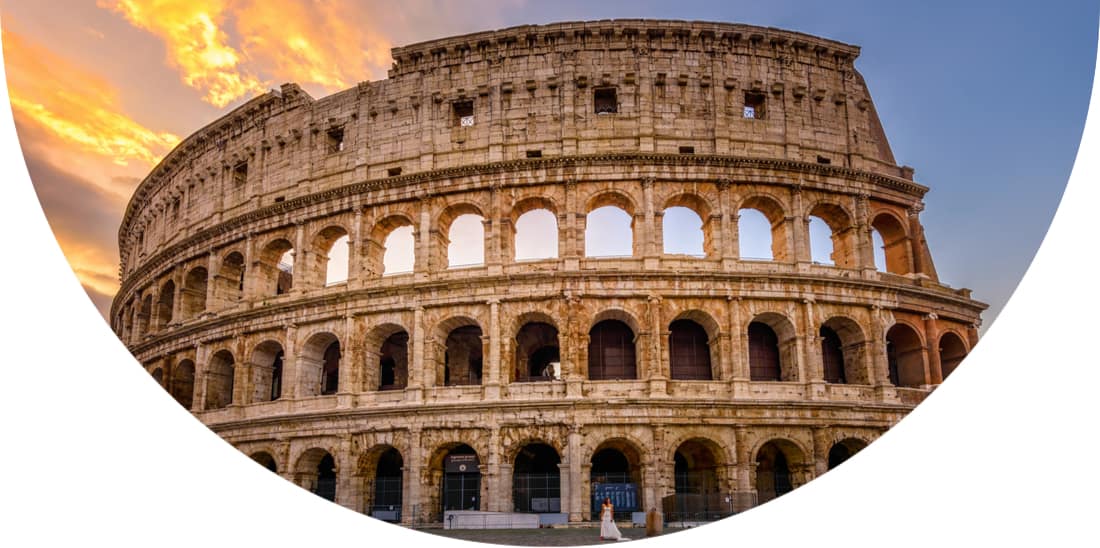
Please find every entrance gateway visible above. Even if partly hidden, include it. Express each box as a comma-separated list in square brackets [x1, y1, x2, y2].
[443, 452, 480, 511]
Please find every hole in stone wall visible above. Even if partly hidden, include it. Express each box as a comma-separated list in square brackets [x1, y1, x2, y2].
[594, 87, 618, 114]
[679, 146, 695, 154]
[526, 150, 542, 158]
[387, 167, 402, 177]
[743, 92, 766, 119]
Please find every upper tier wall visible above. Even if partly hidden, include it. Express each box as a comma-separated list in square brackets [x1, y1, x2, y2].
[119, 20, 908, 277]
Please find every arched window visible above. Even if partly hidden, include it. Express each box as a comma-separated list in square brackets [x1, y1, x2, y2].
[205, 350, 235, 410]
[588, 320, 636, 380]
[156, 282, 174, 330]
[668, 319, 711, 380]
[448, 214, 485, 267]
[382, 226, 414, 275]
[251, 341, 284, 402]
[672, 440, 723, 521]
[738, 209, 773, 260]
[270, 350, 284, 400]
[441, 444, 480, 512]
[515, 322, 560, 382]
[324, 234, 350, 286]
[515, 209, 558, 261]
[886, 324, 925, 387]
[171, 359, 195, 409]
[372, 448, 403, 521]
[321, 341, 341, 395]
[585, 206, 633, 257]
[258, 239, 294, 296]
[379, 331, 409, 390]
[315, 453, 337, 502]
[939, 332, 968, 380]
[871, 213, 912, 274]
[444, 325, 483, 386]
[589, 442, 642, 520]
[808, 216, 834, 265]
[871, 228, 887, 272]
[215, 252, 245, 308]
[181, 267, 208, 320]
[820, 326, 846, 383]
[662, 207, 704, 257]
[748, 322, 781, 381]
[512, 443, 561, 514]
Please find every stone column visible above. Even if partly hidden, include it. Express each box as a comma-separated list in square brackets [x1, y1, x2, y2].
[339, 314, 360, 398]
[563, 180, 580, 270]
[907, 204, 927, 275]
[402, 427, 422, 525]
[293, 222, 307, 293]
[728, 296, 749, 398]
[407, 306, 426, 402]
[924, 313, 943, 384]
[232, 334, 249, 405]
[567, 426, 584, 522]
[641, 177, 658, 268]
[647, 295, 668, 397]
[485, 299, 502, 399]
[348, 208, 364, 286]
[487, 427, 503, 511]
[733, 426, 755, 511]
[193, 342, 208, 411]
[803, 298, 826, 399]
[791, 186, 810, 265]
[487, 185, 503, 275]
[812, 426, 829, 477]
[335, 435, 356, 510]
[170, 266, 184, 326]
[241, 233, 255, 301]
[416, 197, 432, 281]
[283, 323, 299, 399]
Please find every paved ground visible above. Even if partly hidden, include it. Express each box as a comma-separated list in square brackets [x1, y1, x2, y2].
[421, 527, 690, 546]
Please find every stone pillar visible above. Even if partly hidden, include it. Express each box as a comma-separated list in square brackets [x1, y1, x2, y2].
[241, 233, 255, 301]
[204, 250, 218, 314]
[293, 222, 307, 293]
[402, 427, 422, 525]
[348, 208, 364, 285]
[563, 180, 580, 269]
[647, 294, 668, 397]
[232, 334, 249, 405]
[407, 306, 426, 401]
[283, 323, 299, 399]
[641, 177, 658, 267]
[728, 296, 749, 397]
[487, 185, 503, 275]
[485, 299, 502, 399]
[733, 426, 755, 511]
[335, 435, 356, 510]
[803, 298, 826, 400]
[416, 198, 432, 281]
[812, 426, 829, 477]
[567, 426, 584, 522]
[651, 425, 670, 506]
[791, 187, 810, 265]
[193, 342, 208, 411]
[170, 267, 184, 325]
[924, 313, 943, 384]
[907, 204, 927, 275]
[855, 194, 876, 273]
[340, 314, 360, 397]
[718, 179, 736, 269]
[487, 427, 503, 511]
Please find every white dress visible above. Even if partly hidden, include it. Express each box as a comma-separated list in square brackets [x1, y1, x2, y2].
[600, 505, 623, 540]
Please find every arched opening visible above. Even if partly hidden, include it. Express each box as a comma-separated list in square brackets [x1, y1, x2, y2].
[171, 359, 195, 409]
[590, 441, 643, 521]
[213, 251, 245, 309]
[820, 325, 846, 384]
[316, 229, 350, 286]
[447, 214, 486, 268]
[136, 294, 151, 337]
[296, 450, 337, 502]
[670, 440, 726, 521]
[512, 443, 561, 514]
[444, 325, 483, 386]
[754, 440, 804, 504]
[383, 226, 415, 275]
[808, 203, 857, 268]
[669, 319, 712, 380]
[939, 331, 968, 380]
[258, 239, 294, 297]
[515, 209, 558, 261]
[379, 331, 409, 390]
[251, 452, 278, 473]
[205, 349, 235, 410]
[372, 448, 404, 521]
[738, 196, 788, 262]
[299, 333, 341, 397]
[155, 280, 174, 329]
[250, 341, 284, 402]
[151, 367, 163, 386]
[886, 323, 925, 388]
[871, 229, 887, 271]
[871, 212, 912, 274]
[662, 206, 704, 257]
[585, 206, 633, 258]
[181, 267, 208, 320]
[441, 444, 481, 513]
[748, 322, 780, 381]
[821, 317, 871, 385]
[827, 439, 868, 470]
[808, 216, 834, 265]
[515, 322, 560, 382]
[588, 319, 636, 380]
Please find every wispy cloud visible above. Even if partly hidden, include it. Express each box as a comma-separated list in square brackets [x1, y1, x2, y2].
[99, 0, 267, 107]
[3, 30, 180, 170]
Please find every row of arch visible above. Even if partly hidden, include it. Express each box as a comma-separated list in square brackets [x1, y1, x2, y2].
[117, 187, 923, 340]
[248, 433, 868, 522]
[150, 311, 969, 411]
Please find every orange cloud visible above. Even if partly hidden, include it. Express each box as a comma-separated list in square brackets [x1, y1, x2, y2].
[3, 30, 180, 171]
[99, 0, 267, 107]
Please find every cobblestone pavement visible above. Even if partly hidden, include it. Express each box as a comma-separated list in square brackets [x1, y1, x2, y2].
[419, 527, 689, 546]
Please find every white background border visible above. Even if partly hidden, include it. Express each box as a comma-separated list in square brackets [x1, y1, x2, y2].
[1, 15, 1097, 548]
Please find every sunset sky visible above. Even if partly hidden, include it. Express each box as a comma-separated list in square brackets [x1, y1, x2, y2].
[2, 1, 1095, 329]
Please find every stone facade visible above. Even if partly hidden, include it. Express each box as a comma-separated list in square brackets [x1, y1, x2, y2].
[112, 20, 985, 525]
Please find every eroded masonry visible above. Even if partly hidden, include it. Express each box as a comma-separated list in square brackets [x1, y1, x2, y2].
[113, 19, 985, 525]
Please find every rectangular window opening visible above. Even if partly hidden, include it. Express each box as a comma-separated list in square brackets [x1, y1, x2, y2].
[274, 196, 285, 203]
[453, 100, 474, 127]
[679, 146, 695, 155]
[387, 167, 403, 177]
[743, 92, 766, 119]
[594, 87, 618, 114]
[526, 150, 542, 158]
[817, 155, 831, 165]
[326, 127, 345, 153]
[232, 162, 248, 185]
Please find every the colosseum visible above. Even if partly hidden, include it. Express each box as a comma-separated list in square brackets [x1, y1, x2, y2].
[111, 19, 986, 527]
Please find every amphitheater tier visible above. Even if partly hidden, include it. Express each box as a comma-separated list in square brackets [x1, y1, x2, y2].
[113, 20, 985, 524]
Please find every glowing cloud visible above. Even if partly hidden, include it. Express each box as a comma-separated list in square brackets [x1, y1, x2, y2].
[99, 0, 267, 107]
[2, 31, 180, 170]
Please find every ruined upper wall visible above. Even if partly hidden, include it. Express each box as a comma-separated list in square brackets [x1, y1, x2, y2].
[119, 19, 910, 276]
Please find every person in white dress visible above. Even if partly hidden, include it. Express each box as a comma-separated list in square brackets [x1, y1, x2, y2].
[600, 497, 624, 541]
